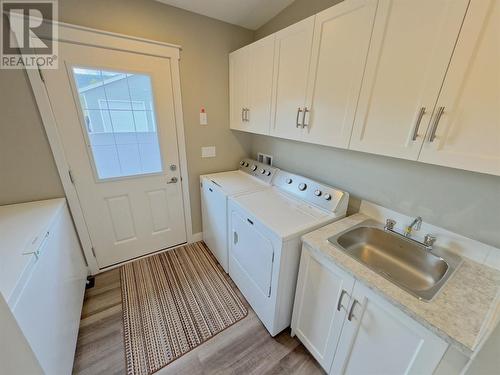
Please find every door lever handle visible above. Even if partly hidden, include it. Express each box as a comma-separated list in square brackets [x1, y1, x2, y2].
[167, 177, 178, 184]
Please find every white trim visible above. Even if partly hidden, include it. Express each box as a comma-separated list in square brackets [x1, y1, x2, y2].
[16, 22, 193, 275]
[190, 232, 203, 243]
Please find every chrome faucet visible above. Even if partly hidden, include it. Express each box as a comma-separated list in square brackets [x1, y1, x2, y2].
[404, 216, 422, 237]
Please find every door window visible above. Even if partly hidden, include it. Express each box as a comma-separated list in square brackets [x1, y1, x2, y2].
[72, 67, 162, 180]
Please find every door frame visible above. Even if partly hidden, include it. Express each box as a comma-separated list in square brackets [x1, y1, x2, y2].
[13, 16, 193, 274]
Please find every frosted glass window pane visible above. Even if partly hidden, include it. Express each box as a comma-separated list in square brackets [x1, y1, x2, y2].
[72, 67, 163, 180]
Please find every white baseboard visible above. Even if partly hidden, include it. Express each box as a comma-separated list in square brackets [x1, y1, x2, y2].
[190, 232, 203, 243]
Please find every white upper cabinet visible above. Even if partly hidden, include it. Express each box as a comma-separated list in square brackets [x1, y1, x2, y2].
[271, 16, 315, 141]
[247, 34, 276, 135]
[418, 0, 500, 176]
[229, 47, 248, 131]
[229, 35, 275, 134]
[302, 0, 377, 148]
[349, 0, 470, 160]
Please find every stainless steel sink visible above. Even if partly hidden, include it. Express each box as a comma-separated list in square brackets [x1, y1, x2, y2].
[328, 220, 462, 301]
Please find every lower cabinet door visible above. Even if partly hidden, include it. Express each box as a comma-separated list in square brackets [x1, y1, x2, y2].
[291, 246, 355, 371]
[330, 282, 448, 375]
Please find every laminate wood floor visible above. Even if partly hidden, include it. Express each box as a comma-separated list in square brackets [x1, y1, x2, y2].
[73, 266, 325, 375]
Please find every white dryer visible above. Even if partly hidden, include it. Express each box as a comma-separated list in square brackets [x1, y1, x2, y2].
[200, 158, 279, 272]
[228, 170, 348, 336]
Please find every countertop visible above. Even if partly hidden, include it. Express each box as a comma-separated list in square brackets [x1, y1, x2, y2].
[302, 213, 500, 355]
[0, 198, 65, 305]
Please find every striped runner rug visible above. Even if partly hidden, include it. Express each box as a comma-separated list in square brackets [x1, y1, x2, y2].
[120, 242, 248, 375]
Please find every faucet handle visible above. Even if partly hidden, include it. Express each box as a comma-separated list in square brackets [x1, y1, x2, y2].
[424, 234, 436, 249]
[385, 219, 396, 231]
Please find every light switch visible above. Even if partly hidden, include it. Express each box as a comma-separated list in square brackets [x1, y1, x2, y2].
[201, 146, 216, 158]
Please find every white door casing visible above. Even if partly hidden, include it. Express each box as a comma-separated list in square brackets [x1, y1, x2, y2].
[349, 0, 470, 160]
[43, 42, 187, 268]
[18, 20, 192, 272]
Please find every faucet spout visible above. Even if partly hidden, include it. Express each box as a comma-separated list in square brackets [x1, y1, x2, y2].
[405, 216, 422, 237]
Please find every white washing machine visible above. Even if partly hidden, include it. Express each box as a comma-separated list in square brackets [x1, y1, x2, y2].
[228, 170, 348, 336]
[200, 158, 279, 272]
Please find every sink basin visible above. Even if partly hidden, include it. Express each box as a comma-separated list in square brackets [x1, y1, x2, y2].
[328, 221, 462, 301]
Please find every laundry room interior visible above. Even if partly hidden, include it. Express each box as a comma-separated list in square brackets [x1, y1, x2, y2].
[0, 0, 499, 374]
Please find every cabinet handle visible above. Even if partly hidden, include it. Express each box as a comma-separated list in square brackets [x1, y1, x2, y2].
[296, 107, 303, 128]
[302, 107, 309, 128]
[245, 108, 250, 122]
[241, 108, 245, 122]
[347, 299, 360, 322]
[337, 289, 348, 311]
[233, 231, 238, 244]
[411, 107, 426, 141]
[429, 106, 445, 142]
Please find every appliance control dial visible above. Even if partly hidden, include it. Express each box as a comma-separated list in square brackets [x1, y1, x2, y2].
[324, 193, 332, 201]
[314, 189, 322, 197]
[286, 178, 293, 184]
[298, 183, 307, 191]
[251, 165, 257, 171]
[260, 168, 266, 174]
[266, 171, 271, 176]
[244, 162, 249, 167]
[240, 160, 245, 166]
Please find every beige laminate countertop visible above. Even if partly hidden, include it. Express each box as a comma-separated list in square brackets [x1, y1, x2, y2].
[302, 214, 500, 355]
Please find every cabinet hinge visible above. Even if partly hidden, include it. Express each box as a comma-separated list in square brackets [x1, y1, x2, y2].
[68, 169, 75, 184]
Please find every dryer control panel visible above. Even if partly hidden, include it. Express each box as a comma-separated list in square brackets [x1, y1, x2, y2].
[238, 158, 279, 184]
[273, 171, 348, 214]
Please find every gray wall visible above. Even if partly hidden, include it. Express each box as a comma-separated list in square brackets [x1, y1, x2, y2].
[250, 0, 500, 249]
[0, 0, 255, 235]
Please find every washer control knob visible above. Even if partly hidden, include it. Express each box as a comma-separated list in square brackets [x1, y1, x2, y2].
[251, 165, 257, 171]
[314, 189, 322, 197]
[244, 162, 249, 167]
[266, 171, 271, 176]
[324, 193, 332, 201]
[286, 178, 293, 184]
[260, 168, 266, 174]
[240, 160, 245, 166]
[298, 183, 307, 191]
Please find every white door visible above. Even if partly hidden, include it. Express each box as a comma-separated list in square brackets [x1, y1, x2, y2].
[246, 34, 275, 135]
[330, 282, 448, 375]
[303, 0, 377, 148]
[291, 247, 355, 372]
[271, 16, 315, 140]
[349, 0, 469, 160]
[201, 178, 229, 272]
[418, 0, 500, 176]
[43, 41, 187, 267]
[229, 47, 249, 131]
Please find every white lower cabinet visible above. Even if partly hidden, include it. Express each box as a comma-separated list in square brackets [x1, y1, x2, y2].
[292, 245, 448, 375]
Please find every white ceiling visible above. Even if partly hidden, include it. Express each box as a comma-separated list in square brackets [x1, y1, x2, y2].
[154, 0, 295, 30]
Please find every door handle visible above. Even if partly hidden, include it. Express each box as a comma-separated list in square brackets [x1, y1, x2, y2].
[429, 106, 445, 142]
[411, 107, 426, 141]
[347, 299, 361, 322]
[167, 177, 178, 184]
[337, 289, 348, 311]
[296, 107, 303, 128]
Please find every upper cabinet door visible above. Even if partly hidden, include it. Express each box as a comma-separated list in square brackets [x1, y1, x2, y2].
[302, 0, 378, 148]
[247, 34, 276, 135]
[229, 47, 248, 131]
[271, 16, 315, 141]
[349, 0, 470, 160]
[418, 0, 500, 176]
